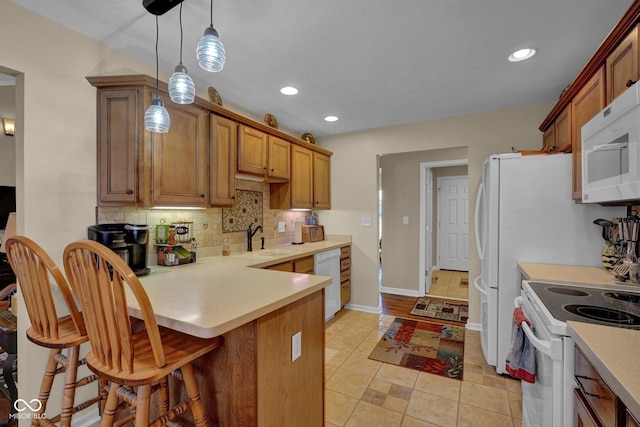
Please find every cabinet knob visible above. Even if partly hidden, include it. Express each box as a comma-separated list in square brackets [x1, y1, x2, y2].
[627, 79, 637, 87]
[200, 193, 205, 198]
[126, 189, 133, 195]
[231, 195, 236, 200]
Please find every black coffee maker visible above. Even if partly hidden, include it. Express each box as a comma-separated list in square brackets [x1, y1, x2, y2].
[88, 224, 151, 276]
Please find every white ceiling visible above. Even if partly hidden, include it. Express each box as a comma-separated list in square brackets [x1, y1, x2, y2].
[11, 0, 635, 137]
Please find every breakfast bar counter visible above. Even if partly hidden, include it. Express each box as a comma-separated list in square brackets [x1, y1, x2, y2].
[132, 238, 350, 426]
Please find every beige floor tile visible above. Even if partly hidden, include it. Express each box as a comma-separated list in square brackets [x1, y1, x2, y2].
[325, 423, 340, 427]
[375, 363, 419, 389]
[345, 401, 403, 427]
[353, 338, 379, 355]
[340, 351, 382, 377]
[400, 416, 441, 427]
[325, 364, 338, 382]
[508, 392, 522, 419]
[327, 334, 365, 352]
[505, 378, 522, 394]
[383, 394, 409, 414]
[414, 372, 461, 401]
[368, 378, 393, 394]
[340, 323, 378, 339]
[327, 349, 351, 368]
[460, 382, 511, 415]
[405, 390, 458, 426]
[325, 389, 359, 426]
[513, 417, 523, 426]
[457, 403, 513, 427]
[326, 367, 374, 399]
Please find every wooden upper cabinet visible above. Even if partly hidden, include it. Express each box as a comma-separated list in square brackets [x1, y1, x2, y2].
[210, 114, 237, 206]
[571, 66, 605, 202]
[313, 152, 331, 209]
[291, 145, 314, 209]
[238, 125, 268, 176]
[542, 125, 555, 151]
[555, 106, 572, 153]
[151, 101, 208, 206]
[97, 89, 141, 205]
[238, 125, 290, 181]
[606, 24, 639, 103]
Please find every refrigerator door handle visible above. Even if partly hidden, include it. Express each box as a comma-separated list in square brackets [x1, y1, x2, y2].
[474, 182, 485, 260]
[473, 275, 487, 296]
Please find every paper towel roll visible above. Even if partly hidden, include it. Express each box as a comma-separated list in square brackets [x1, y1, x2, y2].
[294, 220, 303, 243]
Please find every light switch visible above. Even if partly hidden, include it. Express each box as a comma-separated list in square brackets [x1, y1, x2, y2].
[361, 216, 372, 227]
[278, 221, 286, 232]
[402, 216, 409, 225]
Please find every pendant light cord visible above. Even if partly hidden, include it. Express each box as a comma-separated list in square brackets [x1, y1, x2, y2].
[179, 2, 184, 65]
[210, 0, 213, 27]
[155, 15, 160, 97]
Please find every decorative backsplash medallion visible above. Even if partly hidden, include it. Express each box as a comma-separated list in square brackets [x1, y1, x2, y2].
[222, 190, 263, 233]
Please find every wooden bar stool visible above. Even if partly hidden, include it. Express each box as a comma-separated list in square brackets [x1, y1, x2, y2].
[4, 236, 101, 427]
[63, 240, 222, 427]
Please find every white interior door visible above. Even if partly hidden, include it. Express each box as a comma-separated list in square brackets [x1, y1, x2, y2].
[438, 176, 469, 271]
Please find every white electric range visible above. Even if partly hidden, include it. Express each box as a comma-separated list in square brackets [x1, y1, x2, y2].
[516, 280, 640, 427]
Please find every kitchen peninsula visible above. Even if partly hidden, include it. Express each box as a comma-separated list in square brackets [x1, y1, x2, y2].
[134, 237, 350, 426]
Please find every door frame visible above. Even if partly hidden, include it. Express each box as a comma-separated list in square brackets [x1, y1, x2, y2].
[419, 158, 468, 295]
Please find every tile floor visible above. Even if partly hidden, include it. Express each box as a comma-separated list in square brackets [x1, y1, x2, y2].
[428, 270, 469, 300]
[325, 309, 523, 426]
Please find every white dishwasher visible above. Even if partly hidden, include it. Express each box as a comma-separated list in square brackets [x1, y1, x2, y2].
[314, 248, 341, 321]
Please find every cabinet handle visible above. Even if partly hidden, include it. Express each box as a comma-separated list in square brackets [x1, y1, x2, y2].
[575, 375, 602, 399]
[200, 193, 205, 198]
[231, 195, 236, 200]
[126, 189, 133, 195]
[627, 79, 637, 87]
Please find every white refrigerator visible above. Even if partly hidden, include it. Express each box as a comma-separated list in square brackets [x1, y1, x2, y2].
[473, 153, 625, 374]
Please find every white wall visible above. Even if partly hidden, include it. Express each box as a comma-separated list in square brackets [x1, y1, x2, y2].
[317, 102, 555, 322]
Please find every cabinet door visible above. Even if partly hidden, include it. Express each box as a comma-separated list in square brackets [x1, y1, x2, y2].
[571, 66, 605, 202]
[606, 25, 639, 103]
[542, 124, 556, 151]
[267, 136, 290, 180]
[574, 391, 600, 427]
[98, 89, 140, 205]
[151, 103, 208, 206]
[238, 125, 268, 176]
[291, 145, 314, 209]
[313, 152, 331, 209]
[210, 115, 237, 206]
[556, 105, 572, 153]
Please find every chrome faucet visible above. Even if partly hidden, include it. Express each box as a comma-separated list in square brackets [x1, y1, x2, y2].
[247, 223, 263, 252]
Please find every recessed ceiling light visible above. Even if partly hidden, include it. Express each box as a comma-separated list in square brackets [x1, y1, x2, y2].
[280, 86, 299, 95]
[324, 115, 339, 122]
[508, 48, 537, 62]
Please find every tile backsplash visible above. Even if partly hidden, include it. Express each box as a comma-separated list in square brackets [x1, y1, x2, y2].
[97, 180, 309, 259]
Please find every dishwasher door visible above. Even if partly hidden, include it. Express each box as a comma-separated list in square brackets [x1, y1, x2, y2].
[314, 249, 341, 321]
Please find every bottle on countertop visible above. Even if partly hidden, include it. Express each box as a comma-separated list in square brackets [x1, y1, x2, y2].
[222, 237, 230, 256]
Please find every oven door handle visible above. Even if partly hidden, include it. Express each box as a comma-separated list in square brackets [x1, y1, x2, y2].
[514, 296, 553, 357]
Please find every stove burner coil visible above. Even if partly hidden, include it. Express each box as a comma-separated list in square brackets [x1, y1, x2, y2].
[563, 304, 640, 326]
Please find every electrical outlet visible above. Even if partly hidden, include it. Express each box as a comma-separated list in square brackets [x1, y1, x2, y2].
[278, 221, 286, 233]
[403, 216, 409, 225]
[292, 331, 302, 362]
[361, 216, 372, 227]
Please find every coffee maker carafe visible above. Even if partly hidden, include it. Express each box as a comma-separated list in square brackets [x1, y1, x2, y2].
[88, 223, 151, 276]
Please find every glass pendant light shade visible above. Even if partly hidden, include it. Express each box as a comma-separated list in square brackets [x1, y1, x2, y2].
[197, 26, 226, 72]
[168, 64, 195, 104]
[145, 97, 170, 133]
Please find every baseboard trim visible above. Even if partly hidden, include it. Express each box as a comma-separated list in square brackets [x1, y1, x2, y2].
[344, 302, 381, 314]
[465, 322, 481, 332]
[380, 287, 421, 297]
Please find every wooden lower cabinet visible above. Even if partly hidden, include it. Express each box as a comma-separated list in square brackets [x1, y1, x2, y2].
[340, 245, 351, 307]
[266, 255, 314, 274]
[575, 390, 601, 427]
[167, 290, 325, 426]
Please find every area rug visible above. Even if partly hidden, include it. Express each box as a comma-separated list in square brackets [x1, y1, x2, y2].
[410, 297, 468, 323]
[368, 317, 464, 379]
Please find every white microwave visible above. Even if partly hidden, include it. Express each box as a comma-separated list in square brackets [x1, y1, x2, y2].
[582, 84, 640, 203]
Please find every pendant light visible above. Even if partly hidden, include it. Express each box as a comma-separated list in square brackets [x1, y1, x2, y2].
[196, 0, 226, 72]
[168, 2, 195, 104]
[145, 15, 171, 133]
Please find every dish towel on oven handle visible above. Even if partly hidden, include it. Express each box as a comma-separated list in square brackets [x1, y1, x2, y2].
[505, 307, 536, 383]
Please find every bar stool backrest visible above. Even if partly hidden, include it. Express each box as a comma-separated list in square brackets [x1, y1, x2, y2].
[63, 240, 166, 374]
[5, 236, 86, 340]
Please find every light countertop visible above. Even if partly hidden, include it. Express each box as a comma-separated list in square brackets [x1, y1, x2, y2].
[568, 321, 640, 420]
[134, 237, 351, 339]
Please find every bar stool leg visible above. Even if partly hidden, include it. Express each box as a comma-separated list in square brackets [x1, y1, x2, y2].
[181, 363, 207, 427]
[36, 349, 62, 423]
[134, 385, 151, 427]
[59, 346, 80, 427]
[100, 384, 120, 427]
[158, 376, 169, 416]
